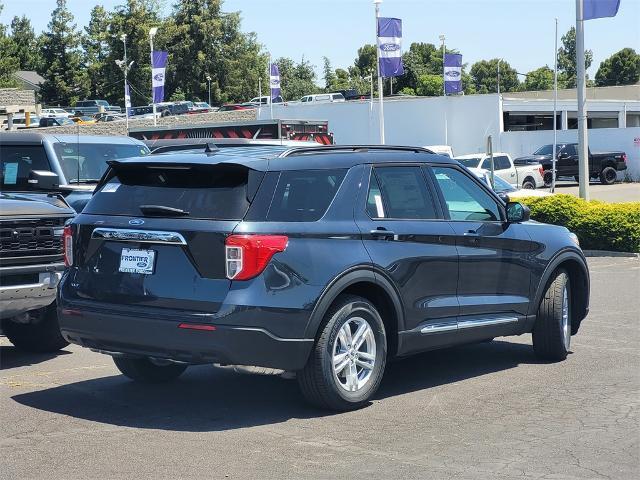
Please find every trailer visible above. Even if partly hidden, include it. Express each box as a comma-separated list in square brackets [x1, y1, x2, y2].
[127, 119, 334, 144]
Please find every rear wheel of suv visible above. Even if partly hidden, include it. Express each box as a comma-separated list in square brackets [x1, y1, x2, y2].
[532, 269, 571, 361]
[599, 166, 617, 185]
[113, 357, 188, 383]
[2, 304, 69, 353]
[298, 295, 387, 411]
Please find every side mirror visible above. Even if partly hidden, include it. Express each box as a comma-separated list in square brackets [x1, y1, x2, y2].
[28, 170, 60, 191]
[506, 201, 530, 223]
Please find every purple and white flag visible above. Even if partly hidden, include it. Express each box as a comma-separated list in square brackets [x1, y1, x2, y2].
[444, 53, 463, 95]
[270, 63, 281, 101]
[377, 17, 404, 78]
[151, 50, 168, 104]
[583, 0, 620, 20]
[124, 82, 132, 117]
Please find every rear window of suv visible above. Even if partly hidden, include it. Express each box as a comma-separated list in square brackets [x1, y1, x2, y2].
[85, 164, 257, 220]
[266, 169, 347, 222]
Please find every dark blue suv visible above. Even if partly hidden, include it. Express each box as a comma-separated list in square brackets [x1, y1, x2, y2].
[58, 146, 590, 411]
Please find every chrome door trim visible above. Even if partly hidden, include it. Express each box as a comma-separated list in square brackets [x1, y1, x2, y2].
[420, 322, 458, 334]
[91, 228, 187, 245]
[457, 316, 518, 330]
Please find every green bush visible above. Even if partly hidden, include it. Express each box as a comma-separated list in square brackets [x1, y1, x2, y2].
[519, 195, 640, 253]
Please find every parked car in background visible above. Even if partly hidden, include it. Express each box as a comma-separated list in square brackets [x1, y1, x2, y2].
[299, 93, 345, 103]
[73, 99, 121, 116]
[157, 102, 190, 116]
[514, 143, 628, 186]
[130, 106, 161, 120]
[248, 95, 284, 105]
[469, 168, 553, 200]
[96, 114, 126, 122]
[2, 115, 40, 130]
[70, 115, 97, 125]
[39, 117, 76, 127]
[455, 152, 544, 189]
[424, 145, 454, 158]
[0, 132, 150, 212]
[1, 190, 75, 352]
[218, 103, 257, 111]
[57, 145, 589, 411]
[41, 108, 72, 118]
[188, 102, 216, 113]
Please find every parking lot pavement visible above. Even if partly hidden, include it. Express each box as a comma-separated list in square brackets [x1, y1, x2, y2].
[1, 257, 639, 480]
[552, 181, 640, 203]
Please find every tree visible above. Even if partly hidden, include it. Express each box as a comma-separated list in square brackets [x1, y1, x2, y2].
[275, 56, 319, 100]
[595, 48, 640, 86]
[81, 5, 111, 99]
[40, 0, 89, 105]
[470, 59, 519, 94]
[9, 16, 42, 72]
[557, 26, 593, 88]
[415, 74, 443, 97]
[354, 44, 377, 79]
[523, 66, 554, 91]
[322, 56, 336, 90]
[0, 2, 20, 87]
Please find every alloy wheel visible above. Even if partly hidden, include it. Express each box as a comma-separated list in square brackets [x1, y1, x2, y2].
[332, 317, 376, 392]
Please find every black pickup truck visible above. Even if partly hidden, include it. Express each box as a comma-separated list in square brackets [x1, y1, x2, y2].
[514, 143, 627, 186]
[1, 182, 75, 352]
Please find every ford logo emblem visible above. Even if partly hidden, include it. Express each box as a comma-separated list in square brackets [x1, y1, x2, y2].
[129, 219, 145, 226]
[153, 73, 164, 82]
[380, 43, 400, 52]
[445, 71, 461, 79]
[137, 261, 148, 268]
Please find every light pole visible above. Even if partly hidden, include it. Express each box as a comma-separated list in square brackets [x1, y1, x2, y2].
[206, 74, 212, 106]
[439, 34, 445, 97]
[115, 34, 133, 132]
[374, 0, 384, 144]
[149, 27, 158, 126]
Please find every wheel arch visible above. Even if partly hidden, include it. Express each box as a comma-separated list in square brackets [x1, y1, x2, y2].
[522, 176, 536, 188]
[304, 267, 405, 358]
[533, 250, 590, 335]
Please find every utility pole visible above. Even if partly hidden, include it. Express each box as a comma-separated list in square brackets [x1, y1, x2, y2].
[575, 0, 589, 199]
[115, 34, 133, 132]
[552, 18, 559, 193]
[374, 0, 385, 144]
[149, 27, 158, 126]
[439, 34, 446, 97]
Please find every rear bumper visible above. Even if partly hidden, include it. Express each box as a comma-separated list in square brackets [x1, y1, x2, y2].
[58, 304, 314, 371]
[0, 263, 64, 319]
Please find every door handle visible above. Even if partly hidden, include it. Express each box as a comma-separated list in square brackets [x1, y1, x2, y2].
[463, 229, 478, 236]
[370, 228, 395, 238]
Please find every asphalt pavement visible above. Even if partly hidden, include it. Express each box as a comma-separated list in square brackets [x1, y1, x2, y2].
[551, 181, 640, 203]
[1, 257, 639, 479]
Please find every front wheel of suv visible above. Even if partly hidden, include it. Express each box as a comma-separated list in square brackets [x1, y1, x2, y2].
[298, 295, 387, 411]
[532, 269, 571, 361]
[113, 357, 188, 383]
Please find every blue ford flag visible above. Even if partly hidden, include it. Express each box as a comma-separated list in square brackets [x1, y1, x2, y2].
[270, 63, 281, 101]
[444, 53, 463, 95]
[151, 51, 168, 104]
[124, 82, 132, 117]
[584, 0, 620, 20]
[377, 17, 404, 77]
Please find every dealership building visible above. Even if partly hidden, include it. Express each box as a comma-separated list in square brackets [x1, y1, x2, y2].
[260, 84, 640, 179]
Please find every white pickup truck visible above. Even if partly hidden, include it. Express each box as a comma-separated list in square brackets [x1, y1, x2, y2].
[455, 152, 545, 189]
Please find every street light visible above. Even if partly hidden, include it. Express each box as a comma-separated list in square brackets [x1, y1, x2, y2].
[115, 33, 134, 132]
[439, 34, 446, 97]
[206, 74, 212, 107]
[149, 27, 159, 126]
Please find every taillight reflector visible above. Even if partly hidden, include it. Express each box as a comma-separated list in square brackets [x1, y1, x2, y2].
[63, 225, 73, 267]
[178, 323, 216, 331]
[225, 235, 288, 280]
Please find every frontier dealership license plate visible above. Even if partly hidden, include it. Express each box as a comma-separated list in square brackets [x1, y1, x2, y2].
[119, 248, 156, 275]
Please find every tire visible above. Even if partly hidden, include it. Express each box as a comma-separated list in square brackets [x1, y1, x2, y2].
[532, 269, 571, 361]
[543, 171, 553, 187]
[297, 295, 387, 411]
[2, 303, 69, 353]
[599, 166, 617, 185]
[113, 357, 188, 383]
[522, 178, 535, 190]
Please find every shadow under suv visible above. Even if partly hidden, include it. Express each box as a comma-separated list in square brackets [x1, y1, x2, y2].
[58, 146, 590, 411]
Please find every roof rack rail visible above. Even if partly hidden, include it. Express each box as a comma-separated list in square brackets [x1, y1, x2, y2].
[279, 145, 435, 158]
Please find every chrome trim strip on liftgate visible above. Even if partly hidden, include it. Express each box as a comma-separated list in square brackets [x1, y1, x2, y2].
[91, 228, 187, 245]
[420, 316, 518, 334]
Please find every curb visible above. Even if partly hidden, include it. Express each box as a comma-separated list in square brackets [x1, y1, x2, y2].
[583, 250, 639, 258]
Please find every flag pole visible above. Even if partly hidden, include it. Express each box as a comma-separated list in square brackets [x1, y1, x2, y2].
[269, 54, 274, 120]
[374, 0, 385, 145]
[551, 17, 559, 193]
[576, 0, 589, 200]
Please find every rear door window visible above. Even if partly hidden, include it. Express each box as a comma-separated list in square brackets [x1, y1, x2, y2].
[369, 166, 438, 219]
[85, 164, 257, 220]
[266, 169, 347, 222]
[0, 145, 51, 190]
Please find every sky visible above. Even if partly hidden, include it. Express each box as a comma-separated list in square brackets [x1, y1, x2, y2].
[2, 0, 639, 82]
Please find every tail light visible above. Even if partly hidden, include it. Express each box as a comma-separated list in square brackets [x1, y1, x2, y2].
[63, 225, 73, 267]
[225, 235, 288, 280]
[621, 153, 627, 163]
[539, 166, 545, 177]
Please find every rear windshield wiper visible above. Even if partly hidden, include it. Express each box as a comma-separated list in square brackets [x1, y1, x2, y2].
[139, 204, 190, 216]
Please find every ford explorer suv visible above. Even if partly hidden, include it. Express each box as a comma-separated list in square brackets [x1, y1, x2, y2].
[57, 146, 590, 411]
[514, 143, 627, 186]
[0, 132, 150, 212]
[1, 187, 74, 352]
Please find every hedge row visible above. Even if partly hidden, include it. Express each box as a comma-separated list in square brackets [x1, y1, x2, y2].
[519, 195, 640, 253]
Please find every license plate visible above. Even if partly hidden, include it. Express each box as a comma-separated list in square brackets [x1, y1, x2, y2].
[119, 248, 156, 275]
